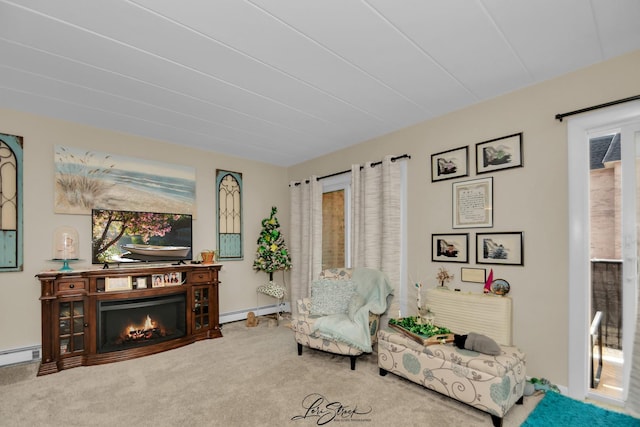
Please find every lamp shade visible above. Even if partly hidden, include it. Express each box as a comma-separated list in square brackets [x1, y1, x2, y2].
[53, 226, 79, 260]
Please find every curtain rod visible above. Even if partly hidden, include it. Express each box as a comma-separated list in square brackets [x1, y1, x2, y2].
[292, 154, 411, 186]
[555, 95, 640, 122]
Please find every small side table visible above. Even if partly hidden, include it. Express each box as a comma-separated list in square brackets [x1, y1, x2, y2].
[256, 282, 286, 325]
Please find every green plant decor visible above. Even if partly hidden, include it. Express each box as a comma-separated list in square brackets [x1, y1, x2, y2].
[252, 206, 292, 280]
[389, 317, 452, 337]
[529, 377, 561, 393]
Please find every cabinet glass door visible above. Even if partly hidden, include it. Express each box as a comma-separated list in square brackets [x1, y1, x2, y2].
[193, 286, 209, 330]
[58, 300, 84, 355]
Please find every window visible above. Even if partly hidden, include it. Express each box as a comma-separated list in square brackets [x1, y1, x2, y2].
[216, 170, 243, 260]
[0, 132, 23, 271]
[321, 175, 350, 269]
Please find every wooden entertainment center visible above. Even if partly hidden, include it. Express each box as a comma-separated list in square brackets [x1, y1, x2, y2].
[36, 263, 221, 376]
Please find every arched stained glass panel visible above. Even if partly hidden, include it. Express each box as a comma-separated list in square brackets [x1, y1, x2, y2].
[0, 132, 23, 271]
[216, 170, 243, 260]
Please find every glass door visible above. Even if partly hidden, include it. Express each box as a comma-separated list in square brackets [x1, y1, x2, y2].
[588, 132, 624, 399]
[568, 102, 640, 404]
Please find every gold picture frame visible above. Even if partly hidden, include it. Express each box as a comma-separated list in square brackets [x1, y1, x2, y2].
[105, 276, 133, 292]
[461, 267, 486, 283]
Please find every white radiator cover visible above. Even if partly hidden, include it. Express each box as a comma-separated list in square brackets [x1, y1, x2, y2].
[425, 288, 512, 345]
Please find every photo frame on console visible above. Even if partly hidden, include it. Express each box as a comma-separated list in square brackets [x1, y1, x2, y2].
[105, 276, 133, 292]
[165, 271, 182, 286]
[151, 274, 165, 288]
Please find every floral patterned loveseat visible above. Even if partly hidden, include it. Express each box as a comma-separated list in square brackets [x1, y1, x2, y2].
[291, 267, 392, 370]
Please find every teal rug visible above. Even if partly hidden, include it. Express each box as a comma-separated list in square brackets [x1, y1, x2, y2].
[522, 392, 640, 426]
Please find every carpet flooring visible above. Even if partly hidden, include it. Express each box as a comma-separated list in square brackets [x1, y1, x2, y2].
[2, 317, 541, 426]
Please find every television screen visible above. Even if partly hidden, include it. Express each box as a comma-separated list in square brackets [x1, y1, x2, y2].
[92, 209, 192, 265]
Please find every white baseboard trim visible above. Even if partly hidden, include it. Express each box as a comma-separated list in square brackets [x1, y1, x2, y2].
[220, 302, 290, 324]
[0, 345, 41, 368]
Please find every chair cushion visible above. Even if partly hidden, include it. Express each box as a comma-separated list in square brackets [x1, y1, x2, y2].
[310, 279, 356, 315]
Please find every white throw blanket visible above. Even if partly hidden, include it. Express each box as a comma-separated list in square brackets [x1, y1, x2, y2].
[312, 267, 393, 352]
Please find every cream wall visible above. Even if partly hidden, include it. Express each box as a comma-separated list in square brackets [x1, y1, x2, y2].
[288, 50, 640, 387]
[0, 109, 291, 353]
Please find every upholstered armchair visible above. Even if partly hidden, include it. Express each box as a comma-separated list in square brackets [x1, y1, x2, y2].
[291, 267, 393, 370]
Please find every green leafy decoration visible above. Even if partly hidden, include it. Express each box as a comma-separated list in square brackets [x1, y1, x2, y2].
[389, 317, 451, 337]
[252, 206, 292, 274]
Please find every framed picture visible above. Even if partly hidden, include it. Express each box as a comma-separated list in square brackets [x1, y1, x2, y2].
[476, 133, 523, 174]
[105, 276, 133, 292]
[432, 233, 469, 263]
[461, 267, 486, 283]
[431, 146, 468, 182]
[151, 274, 165, 288]
[166, 271, 182, 286]
[476, 232, 524, 266]
[452, 177, 493, 228]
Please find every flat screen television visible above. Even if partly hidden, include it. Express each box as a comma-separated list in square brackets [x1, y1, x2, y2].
[91, 208, 193, 266]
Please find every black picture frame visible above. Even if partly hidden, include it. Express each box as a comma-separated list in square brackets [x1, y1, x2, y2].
[476, 232, 524, 266]
[431, 146, 469, 182]
[476, 132, 523, 174]
[432, 233, 469, 263]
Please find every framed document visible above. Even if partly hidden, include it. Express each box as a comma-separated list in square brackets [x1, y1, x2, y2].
[452, 177, 493, 229]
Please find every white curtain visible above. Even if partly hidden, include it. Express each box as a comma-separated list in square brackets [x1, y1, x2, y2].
[627, 284, 640, 416]
[351, 155, 402, 322]
[289, 177, 323, 314]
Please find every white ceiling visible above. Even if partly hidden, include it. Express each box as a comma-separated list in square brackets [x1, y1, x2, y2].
[1, 1, 639, 166]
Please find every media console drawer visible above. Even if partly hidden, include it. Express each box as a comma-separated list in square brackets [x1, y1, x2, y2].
[56, 279, 87, 293]
[188, 270, 212, 283]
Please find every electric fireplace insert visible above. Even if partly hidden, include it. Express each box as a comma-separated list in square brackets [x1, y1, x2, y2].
[97, 294, 186, 353]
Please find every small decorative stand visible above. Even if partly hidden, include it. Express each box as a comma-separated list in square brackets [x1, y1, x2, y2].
[51, 258, 79, 272]
[52, 226, 80, 272]
[256, 281, 286, 325]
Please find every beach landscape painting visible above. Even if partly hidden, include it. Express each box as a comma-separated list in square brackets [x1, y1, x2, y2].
[54, 146, 196, 215]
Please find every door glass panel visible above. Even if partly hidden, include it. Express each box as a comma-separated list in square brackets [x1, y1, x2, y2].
[588, 133, 623, 399]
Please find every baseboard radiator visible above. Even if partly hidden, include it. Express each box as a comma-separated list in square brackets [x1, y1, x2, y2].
[220, 301, 290, 324]
[0, 345, 41, 368]
[425, 288, 512, 345]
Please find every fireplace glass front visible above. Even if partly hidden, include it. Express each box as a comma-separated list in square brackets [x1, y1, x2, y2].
[97, 294, 186, 353]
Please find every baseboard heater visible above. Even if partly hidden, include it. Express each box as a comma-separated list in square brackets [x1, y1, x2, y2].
[219, 301, 290, 324]
[0, 345, 41, 368]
